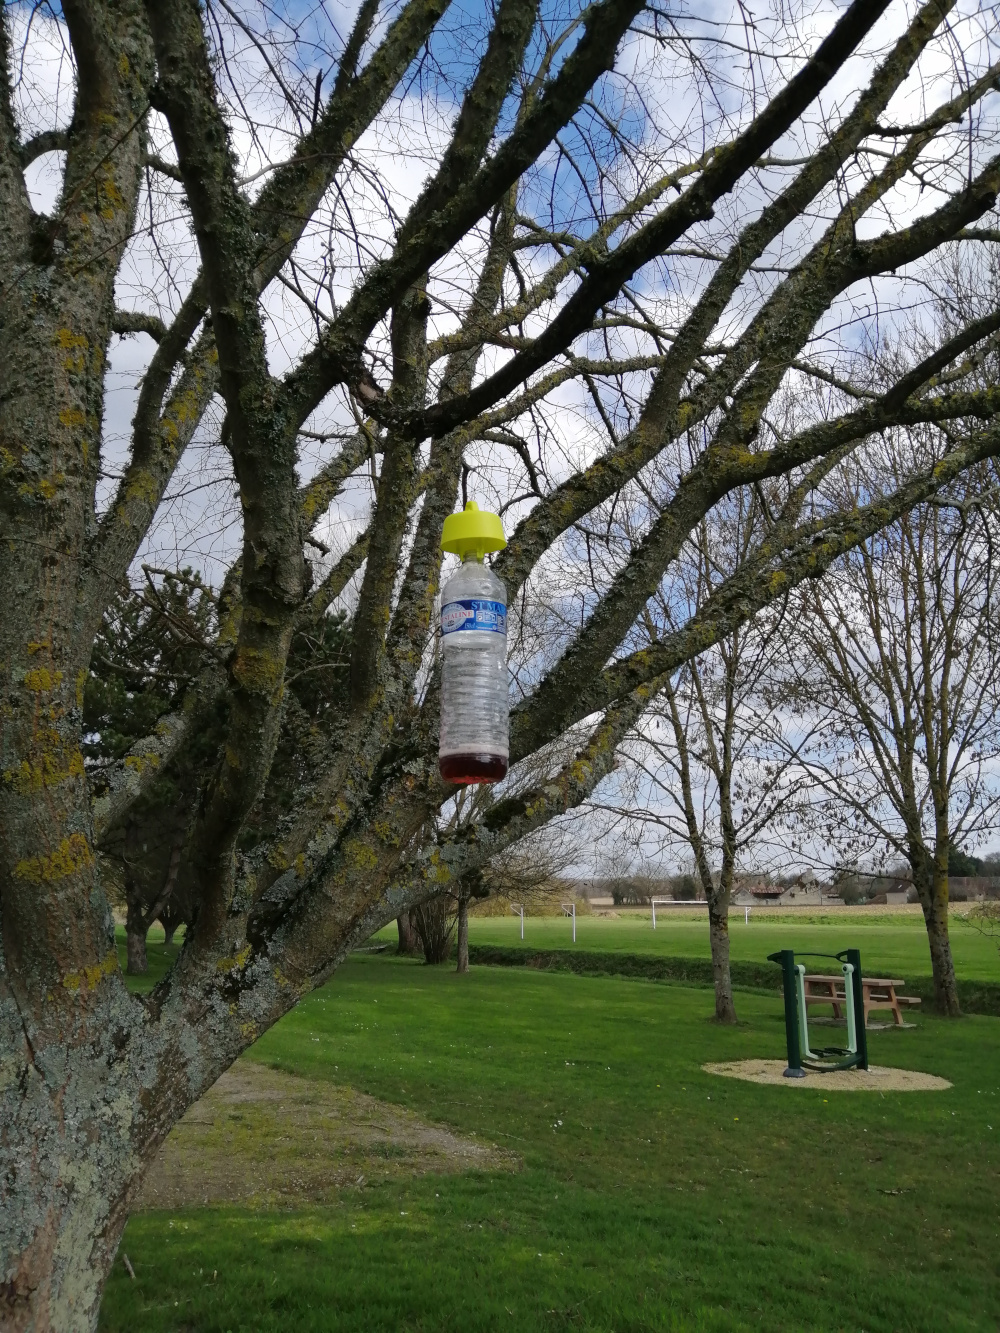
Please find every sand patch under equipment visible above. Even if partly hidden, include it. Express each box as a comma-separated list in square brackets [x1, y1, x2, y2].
[703, 1059, 951, 1092]
[139, 1060, 519, 1210]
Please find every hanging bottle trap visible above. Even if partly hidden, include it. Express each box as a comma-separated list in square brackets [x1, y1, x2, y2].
[438, 501, 509, 785]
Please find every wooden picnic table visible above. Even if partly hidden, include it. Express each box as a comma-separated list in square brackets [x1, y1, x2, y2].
[802, 973, 921, 1028]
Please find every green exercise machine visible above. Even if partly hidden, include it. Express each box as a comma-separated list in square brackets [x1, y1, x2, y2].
[767, 949, 869, 1078]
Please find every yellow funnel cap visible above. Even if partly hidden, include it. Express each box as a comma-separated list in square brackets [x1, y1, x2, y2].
[441, 501, 506, 559]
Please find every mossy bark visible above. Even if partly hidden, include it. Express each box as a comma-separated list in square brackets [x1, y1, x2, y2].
[914, 861, 961, 1016]
[0, 1037, 135, 1332]
[0, 8, 156, 1325]
[707, 904, 737, 1024]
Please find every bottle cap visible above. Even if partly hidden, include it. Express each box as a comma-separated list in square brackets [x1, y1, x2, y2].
[441, 501, 506, 560]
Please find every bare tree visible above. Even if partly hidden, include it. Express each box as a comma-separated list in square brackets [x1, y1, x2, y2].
[7, 1, 1000, 1322]
[597, 495, 809, 1021]
[790, 456, 1000, 1014]
[422, 822, 576, 973]
[411, 894, 455, 964]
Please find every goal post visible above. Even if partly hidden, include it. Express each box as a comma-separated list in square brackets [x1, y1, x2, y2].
[650, 897, 682, 928]
[510, 902, 524, 940]
[651, 897, 734, 927]
[560, 901, 576, 943]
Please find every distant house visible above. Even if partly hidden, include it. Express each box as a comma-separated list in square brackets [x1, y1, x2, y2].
[732, 879, 781, 905]
[882, 877, 911, 905]
[878, 876, 999, 904]
[733, 872, 823, 907]
[771, 873, 822, 906]
[778, 881, 823, 906]
[949, 876, 1000, 902]
[873, 875, 913, 905]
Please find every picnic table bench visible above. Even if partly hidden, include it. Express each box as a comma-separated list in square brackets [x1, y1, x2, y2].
[803, 973, 921, 1028]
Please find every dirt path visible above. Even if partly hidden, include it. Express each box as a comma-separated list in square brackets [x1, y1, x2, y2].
[139, 1061, 518, 1210]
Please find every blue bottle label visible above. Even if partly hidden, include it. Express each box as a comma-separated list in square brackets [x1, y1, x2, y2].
[441, 599, 507, 635]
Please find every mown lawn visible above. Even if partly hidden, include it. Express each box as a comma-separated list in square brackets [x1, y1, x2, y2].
[369, 910, 1000, 984]
[114, 924, 182, 992]
[101, 953, 1000, 1332]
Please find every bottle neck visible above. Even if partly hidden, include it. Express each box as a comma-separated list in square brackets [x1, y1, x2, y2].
[462, 551, 485, 564]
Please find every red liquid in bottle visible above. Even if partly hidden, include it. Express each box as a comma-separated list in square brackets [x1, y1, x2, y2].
[439, 753, 508, 785]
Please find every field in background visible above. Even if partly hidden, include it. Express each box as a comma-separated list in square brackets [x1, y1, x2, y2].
[101, 953, 1000, 1331]
[373, 910, 1000, 984]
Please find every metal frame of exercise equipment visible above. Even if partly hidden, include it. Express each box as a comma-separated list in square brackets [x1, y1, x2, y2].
[767, 949, 869, 1078]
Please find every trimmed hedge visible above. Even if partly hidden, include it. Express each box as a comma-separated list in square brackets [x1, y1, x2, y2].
[465, 944, 1000, 1017]
[466, 944, 779, 993]
[904, 974, 1000, 1017]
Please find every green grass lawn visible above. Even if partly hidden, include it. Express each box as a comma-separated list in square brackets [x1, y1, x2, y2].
[370, 910, 1000, 984]
[114, 924, 183, 992]
[122, 908, 1000, 993]
[101, 953, 1000, 1332]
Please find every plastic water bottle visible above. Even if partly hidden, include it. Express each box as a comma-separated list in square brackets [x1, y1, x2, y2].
[439, 502, 509, 784]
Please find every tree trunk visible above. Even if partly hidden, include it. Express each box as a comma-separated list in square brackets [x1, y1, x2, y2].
[922, 875, 961, 1016]
[0, 957, 158, 1333]
[708, 902, 737, 1023]
[1, 1149, 129, 1333]
[396, 912, 419, 955]
[910, 850, 961, 1015]
[456, 896, 470, 973]
[125, 901, 149, 976]
[159, 904, 184, 949]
